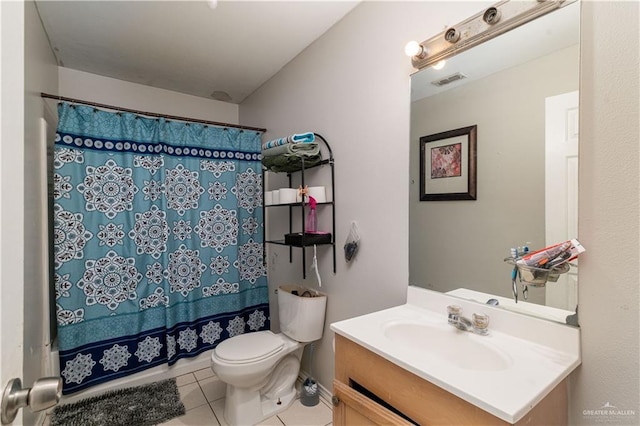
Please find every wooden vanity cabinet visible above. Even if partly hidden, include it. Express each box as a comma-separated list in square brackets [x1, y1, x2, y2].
[333, 334, 568, 425]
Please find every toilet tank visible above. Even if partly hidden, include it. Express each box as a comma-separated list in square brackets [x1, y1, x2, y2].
[278, 285, 327, 342]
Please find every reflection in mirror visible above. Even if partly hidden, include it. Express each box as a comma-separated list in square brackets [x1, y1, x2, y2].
[409, 1, 580, 324]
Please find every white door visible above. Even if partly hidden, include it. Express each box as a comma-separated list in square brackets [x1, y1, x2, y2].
[545, 91, 579, 311]
[1, 1, 26, 424]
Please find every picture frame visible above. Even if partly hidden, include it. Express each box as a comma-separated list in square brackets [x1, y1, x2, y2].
[419, 125, 477, 201]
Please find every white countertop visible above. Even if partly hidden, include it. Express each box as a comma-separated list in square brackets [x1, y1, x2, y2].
[330, 286, 581, 423]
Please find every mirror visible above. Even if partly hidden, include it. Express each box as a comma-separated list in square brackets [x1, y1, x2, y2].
[409, 1, 580, 324]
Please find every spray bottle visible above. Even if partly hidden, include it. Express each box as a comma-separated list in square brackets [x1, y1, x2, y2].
[305, 196, 318, 233]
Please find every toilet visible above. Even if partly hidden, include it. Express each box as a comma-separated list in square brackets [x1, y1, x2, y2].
[211, 285, 327, 425]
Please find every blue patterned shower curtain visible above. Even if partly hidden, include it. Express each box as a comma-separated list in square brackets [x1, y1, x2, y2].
[53, 102, 269, 394]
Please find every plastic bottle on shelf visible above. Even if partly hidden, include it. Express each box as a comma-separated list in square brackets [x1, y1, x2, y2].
[305, 196, 318, 233]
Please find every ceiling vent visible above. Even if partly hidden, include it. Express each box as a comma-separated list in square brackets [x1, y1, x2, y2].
[431, 72, 467, 87]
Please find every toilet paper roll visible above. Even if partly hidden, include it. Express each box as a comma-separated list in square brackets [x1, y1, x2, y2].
[308, 186, 326, 203]
[264, 191, 273, 206]
[272, 190, 280, 205]
[279, 188, 298, 204]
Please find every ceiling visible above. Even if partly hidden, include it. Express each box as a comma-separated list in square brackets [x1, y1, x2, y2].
[36, 1, 360, 104]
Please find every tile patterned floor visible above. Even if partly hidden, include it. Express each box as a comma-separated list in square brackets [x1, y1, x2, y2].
[165, 368, 333, 425]
[43, 367, 333, 426]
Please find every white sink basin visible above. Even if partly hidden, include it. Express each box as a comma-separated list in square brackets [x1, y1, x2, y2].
[382, 321, 512, 371]
[330, 287, 581, 424]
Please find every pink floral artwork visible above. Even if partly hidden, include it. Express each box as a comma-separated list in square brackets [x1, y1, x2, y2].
[431, 143, 462, 179]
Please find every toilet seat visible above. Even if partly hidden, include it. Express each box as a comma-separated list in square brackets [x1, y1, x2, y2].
[215, 331, 284, 364]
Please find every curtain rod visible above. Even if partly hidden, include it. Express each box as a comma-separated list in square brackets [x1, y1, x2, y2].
[40, 92, 267, 133]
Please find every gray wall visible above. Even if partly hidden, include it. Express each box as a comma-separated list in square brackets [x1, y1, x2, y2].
[240, 0, 493, 395]
[571, 1, 639, 424]
[242, 0, 639, 424]
[409, 44, 579, 305]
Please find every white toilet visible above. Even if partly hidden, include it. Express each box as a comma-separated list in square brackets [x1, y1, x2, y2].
[211, 285, 327, 425]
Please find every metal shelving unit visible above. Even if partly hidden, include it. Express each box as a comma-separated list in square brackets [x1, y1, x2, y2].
[263, 133, 336, 279]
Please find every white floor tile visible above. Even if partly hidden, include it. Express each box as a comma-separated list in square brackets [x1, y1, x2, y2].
[210, 399, 289, 426]
[210, 398, 228, 426]
[199, 376, 227, 402]
[160, 403, 219, 425]
[277, 399, 333, 426]
[257, 415, 285, 426]
[178, 382, 209, 411]
[176, 372, 197, 387]
[194, 367, 215, 381]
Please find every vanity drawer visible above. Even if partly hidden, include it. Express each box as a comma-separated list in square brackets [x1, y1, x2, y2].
[333, 380, 413, 425]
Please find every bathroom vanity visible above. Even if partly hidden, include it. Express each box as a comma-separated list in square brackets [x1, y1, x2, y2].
[331, 287, 580, 425]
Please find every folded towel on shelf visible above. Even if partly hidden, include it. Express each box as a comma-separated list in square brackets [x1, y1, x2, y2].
[262, 141, 319, 158]
[261, 132, 315, 150]
[262, 142, 322, 173]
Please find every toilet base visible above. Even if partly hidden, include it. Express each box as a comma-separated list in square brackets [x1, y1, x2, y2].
[223, 380, 297, 425]
[222, 352, 302, 425]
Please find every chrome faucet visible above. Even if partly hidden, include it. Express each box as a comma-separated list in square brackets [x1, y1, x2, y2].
[447, 305, 490, 335]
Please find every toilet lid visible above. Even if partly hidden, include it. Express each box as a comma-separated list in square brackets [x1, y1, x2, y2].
[215, 331, 284, 363]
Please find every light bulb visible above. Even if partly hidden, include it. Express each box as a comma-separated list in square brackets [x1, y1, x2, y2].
[404, 41, 424, 58]
[432, 60, 446, 70]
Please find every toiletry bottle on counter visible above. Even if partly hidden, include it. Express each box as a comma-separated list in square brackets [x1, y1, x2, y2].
[305, 196, 318, 233]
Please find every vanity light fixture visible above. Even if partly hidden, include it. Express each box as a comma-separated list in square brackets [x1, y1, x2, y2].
[432, 60, 447, 70]
[483, 7, 502, 25]
[404, 40, 428, 59]
[444, 28, 461, 44]
[409, 0, 567, 70]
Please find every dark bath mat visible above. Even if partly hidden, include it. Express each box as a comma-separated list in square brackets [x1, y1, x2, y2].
[50, 378, 185, 426]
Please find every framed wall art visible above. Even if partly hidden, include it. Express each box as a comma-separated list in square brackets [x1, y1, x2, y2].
[419, 125, 477, 201]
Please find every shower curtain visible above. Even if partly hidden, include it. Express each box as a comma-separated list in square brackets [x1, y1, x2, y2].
[53, 102, 269, 394]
